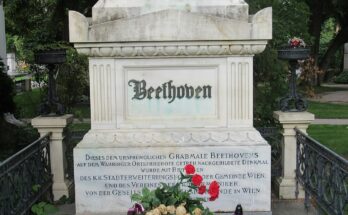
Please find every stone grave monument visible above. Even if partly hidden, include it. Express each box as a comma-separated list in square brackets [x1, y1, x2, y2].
[69, 0, 272, 214]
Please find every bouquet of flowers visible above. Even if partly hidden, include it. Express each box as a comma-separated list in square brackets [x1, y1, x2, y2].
[128, 164, 220, 215]
[288, 37, 306, 48]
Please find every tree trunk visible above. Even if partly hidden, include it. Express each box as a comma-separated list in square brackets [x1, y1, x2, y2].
[319, 25, 348, 72]
[306, 0, 327, 86]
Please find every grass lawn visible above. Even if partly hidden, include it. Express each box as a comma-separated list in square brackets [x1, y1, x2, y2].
[308, 101, 348, 119]
[308, 125, 348, 159]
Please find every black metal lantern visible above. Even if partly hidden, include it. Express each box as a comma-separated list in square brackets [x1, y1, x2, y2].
[34, 49, 66, 116]
[278, 46, 310, 112]
[234, 204, 243, 215]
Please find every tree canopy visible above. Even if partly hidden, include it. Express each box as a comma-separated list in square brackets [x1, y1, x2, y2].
[4, 0, 97, 62]
[3, 0, 347, 125]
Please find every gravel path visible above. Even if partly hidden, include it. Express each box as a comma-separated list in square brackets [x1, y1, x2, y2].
[312, 119, 348, 125]
[309, 91, 348, 104]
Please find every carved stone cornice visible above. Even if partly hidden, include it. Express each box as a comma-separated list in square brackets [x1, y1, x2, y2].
[77, 129, 267, 147]
[74, 41, 267, 58]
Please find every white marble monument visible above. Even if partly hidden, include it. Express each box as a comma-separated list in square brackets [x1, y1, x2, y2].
[69, 0, 272, 214]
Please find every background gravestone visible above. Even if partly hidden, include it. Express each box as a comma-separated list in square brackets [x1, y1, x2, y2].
[345, 43, 348, 70]
[69, 0, 272, 214]
[0, 1, 6, 66]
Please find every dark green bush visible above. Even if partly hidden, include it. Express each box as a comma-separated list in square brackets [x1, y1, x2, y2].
[0, 58, 39, 160]
[253, 47, 288, 127]
[334, 70, 348, 84]
[57, 48, 89, 112]
[0, 58, 16, 114]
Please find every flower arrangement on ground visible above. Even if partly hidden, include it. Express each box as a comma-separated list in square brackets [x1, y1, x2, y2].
[129, 164, 220, 215]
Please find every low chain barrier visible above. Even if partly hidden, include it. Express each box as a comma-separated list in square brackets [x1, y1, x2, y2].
[0, 133, 52, 215]
[296, 128, 348, 215]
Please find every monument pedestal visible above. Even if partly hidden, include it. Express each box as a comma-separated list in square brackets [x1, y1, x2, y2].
[273, 111, 314, 199]
[31, 114, 73, 200]
[75, 128, 271, 214]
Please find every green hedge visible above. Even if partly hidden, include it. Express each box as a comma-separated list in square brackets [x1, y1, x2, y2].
[334, 70, 348, 84]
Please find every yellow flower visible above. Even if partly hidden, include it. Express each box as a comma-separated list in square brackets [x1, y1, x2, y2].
[176, 206, 187, 215]
[193, 208, 202, 215]
[158, 204, 167, 214]
[152, 208, 161, 215]
[166, 206, 176, 214]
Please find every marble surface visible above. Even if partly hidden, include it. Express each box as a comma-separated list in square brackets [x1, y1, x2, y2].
[85, 57, 255, 130]
[92, 0, 249, 24]
[69, 2, 271, 43]
[75, 144, 271, 214]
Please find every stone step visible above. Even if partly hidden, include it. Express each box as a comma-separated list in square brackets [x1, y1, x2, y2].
[52, 200, 317, 215]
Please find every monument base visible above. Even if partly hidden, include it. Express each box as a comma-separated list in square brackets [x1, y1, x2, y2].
[74, 129, 271, 215]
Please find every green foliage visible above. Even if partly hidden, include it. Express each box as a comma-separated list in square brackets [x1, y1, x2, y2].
[32, 184, 41, 193]
[4, 0, 58, 62]
[14, 89, 43, 118]
[0, 58, 16, 114]
[0, 120, 39, 160]
[31, 184, 58, 215]
[334, 70, 348, 84]
[4, 0, 98, 62]
[56, 48, 89, 111]
[31, 202, 58, 215]
[0, 58, 40, 159]
[319, 18, 343, 73]
[253, 47, 288, 126]
[246, 0, 312, 125]
[319, 18, 336, 55]
[247, 0, 311, 47]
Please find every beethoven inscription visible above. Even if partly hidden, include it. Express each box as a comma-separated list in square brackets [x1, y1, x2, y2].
[75, 146, 271, 212]
[128, 80, 212, 103]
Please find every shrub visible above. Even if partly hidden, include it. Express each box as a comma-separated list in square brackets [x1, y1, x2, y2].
[0, 58, 16, 114]
[253, 47, 288, 127]
[56, 48, 89, 112]
[0, 58, 39, 160]
[334, 70, 348, 84]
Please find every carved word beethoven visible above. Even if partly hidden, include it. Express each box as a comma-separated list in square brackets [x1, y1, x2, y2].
[128, 80, 212, 103]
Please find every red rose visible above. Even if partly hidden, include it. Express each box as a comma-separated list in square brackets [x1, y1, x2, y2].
[198, 185, 206, 194]
[192, 174, 203, 186]
[209, 195, 219, 201]
[208, 181, 220, 201]
[184, 164, 195, 175]
[291, 39, 300, 47]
